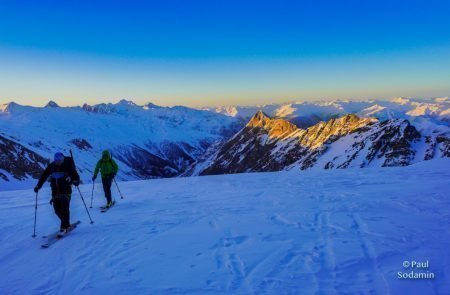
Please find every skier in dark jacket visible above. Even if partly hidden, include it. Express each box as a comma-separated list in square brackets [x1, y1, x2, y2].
[92, 150, 119, 208]
[34, 152, 80, 232]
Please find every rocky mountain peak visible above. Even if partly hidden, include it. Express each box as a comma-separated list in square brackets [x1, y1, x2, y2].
[246, 110, 271, 127]
[45, 100, 60, 108]
[315, 114, 375, 131]
[144, 102, 161, 110]
[246, 111, 299, 139]
[302, 114, 375, 149]
[117, 99, 137, 106]
[81, 103, 92, 111]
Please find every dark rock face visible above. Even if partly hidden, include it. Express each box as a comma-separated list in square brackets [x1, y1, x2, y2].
[436, 136, 450, 157]
[365, 120, 421, 167]
[330, 119, 421, 169]
[0, 135, 49, 181]
[70, 139, 93, 150]
[424, 136, 436, 160]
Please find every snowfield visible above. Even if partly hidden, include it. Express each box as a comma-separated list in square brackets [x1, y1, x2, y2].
[0, 159, 449, 294]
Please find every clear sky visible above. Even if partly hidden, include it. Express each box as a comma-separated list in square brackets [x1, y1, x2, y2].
[0, 0, 449, 107]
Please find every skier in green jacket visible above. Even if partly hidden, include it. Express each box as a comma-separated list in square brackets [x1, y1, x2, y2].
[92, 150, 119, 207]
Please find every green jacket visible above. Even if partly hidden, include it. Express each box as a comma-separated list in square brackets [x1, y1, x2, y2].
[94, 150, 119, 178]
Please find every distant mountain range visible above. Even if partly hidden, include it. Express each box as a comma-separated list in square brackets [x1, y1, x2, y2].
[0, 99, 241, 190]
[0, 97, 449, 190]
[202, 97, 450, 127]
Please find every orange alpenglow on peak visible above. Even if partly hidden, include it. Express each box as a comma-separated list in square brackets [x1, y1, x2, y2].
[246, 111, 298, 139]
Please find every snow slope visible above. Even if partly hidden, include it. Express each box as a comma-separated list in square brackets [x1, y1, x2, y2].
[0, 159, 449, 294]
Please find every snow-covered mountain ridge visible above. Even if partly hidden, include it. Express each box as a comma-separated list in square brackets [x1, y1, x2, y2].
[202, 97, 450, 128]
[0, 100, 241, 190]
[1, 97, 449, 190]
[186, 111, 449, 175]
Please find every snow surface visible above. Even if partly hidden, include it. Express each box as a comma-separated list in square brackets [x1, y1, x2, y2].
[0, 159, 449, 294]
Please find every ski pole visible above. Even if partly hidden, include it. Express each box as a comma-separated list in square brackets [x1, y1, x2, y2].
[69, 149, 94, 224]
[32, 192, 38, 238]
[113, 178, 124, 199]
[90, 181, 94, 208]
[76, 186, 94, 224]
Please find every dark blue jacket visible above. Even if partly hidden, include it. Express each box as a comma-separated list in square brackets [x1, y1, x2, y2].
[36, 157, 80, 196]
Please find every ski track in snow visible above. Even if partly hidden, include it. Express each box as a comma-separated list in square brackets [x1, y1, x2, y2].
[0, 159, 449, 294]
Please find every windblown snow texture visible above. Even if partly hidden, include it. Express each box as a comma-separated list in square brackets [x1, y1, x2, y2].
[0, 159, 449, 293]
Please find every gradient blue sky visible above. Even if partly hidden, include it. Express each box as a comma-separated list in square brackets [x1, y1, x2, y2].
[0, 0, 449, 107]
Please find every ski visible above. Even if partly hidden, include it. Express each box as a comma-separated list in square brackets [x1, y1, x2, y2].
[41, 221, 81, 248]
[100, 201, 116, 213]
[42, 230, 62, 240]
[41, 221, 80, 239]
[42, 221, 81, 239]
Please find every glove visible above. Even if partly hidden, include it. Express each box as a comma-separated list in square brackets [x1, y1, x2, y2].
[34, 186, 39, 193]
[49, 199, 53, 205]
[92, 176, 96, 181]
[72, 179, 80, 186]
[112, 173, 116, 179]
[65, 176, 72, 183]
